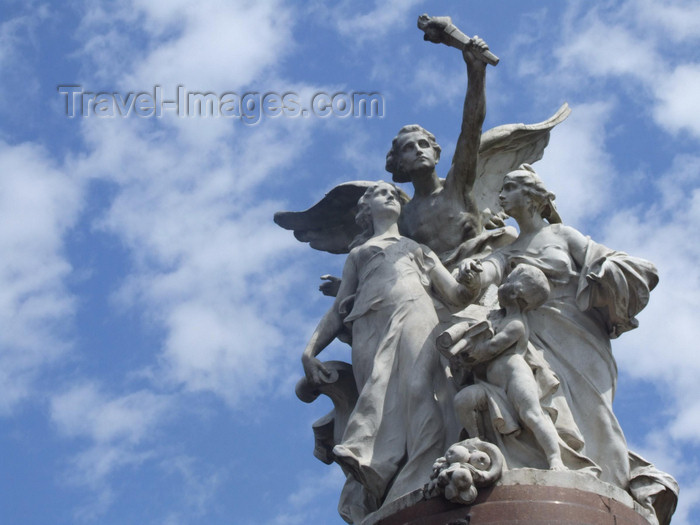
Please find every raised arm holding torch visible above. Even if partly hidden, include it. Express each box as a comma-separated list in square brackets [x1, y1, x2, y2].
[418, 14, 500, 66]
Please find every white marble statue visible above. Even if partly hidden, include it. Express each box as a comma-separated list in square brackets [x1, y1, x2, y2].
[274, 29, 570, 270]
[452, 264, 568, 472]
[383, 33, 509, 262]
[277, 13, 679, 525]
[300, 181, 476, 522]
[453, 164, 677, 524]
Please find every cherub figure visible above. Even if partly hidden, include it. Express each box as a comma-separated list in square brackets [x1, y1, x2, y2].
[453, 264, 566, 471]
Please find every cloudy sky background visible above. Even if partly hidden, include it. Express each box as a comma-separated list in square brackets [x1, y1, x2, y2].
[1, 0, 699, 523]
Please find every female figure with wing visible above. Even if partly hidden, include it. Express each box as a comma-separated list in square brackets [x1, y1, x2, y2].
[302, 181, 477, 519]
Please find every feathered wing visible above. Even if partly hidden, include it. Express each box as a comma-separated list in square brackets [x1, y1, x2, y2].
[274, 104, 570, 254]
[273, 181, 410, 254]
[473, 103, 571, 215]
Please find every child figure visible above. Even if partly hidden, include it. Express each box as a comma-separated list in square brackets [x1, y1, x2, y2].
[453, 264, 566, 471]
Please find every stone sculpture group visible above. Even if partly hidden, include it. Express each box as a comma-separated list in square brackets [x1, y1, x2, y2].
[275, 14, 679, 525]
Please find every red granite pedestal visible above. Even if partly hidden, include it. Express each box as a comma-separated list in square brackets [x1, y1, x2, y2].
[364, 470, 652, 525]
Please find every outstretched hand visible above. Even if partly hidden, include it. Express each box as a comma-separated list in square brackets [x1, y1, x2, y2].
[457, 258, 483, 296]
[482, 208, 508, 229]
[319, 274, 341, 297]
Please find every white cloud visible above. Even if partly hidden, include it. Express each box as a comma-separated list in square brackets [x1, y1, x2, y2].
[2, 1, 696, 522]
[627, 429, 699, 525]
[599, 153, 700, 458]
[51, 383, 171, 445]
[73, 112, 314, 404]
[669, 401, 700, 444]
[673, 481, 700, 525]
[50, 382, 173, 518]
[0, 140, 82, 413]
[159, 295, 283, 402]
[263, 467, 346, 525]
[652, 63, 700, 139]
[531, 101, 616, 227]
[509, 0, 700, 149]
[632, 0, 700, 43]
[327, 0, 422, 42]
[159, 455, 227, 520]
[0, 8, 37, 66]
[555, 16, 656, 83]
[553, 1, 700, 136]
[34, 1, 327, 507]
[76, 0, 293, 91]
[65, 0, 338, 411]
[409, 56, 464, 109]
[126, 1, 293, 91]
[0, 4, 48, 87]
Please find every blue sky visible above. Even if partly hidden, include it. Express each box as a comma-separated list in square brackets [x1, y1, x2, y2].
[1, 1, 699, 523]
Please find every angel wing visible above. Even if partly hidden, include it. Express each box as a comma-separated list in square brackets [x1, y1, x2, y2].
[273, 181, 410, 254]
[275, 104, 570, 254]
[473, 103, 571, 215]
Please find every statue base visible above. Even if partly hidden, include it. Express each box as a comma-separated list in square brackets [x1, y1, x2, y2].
[363, 470, 653, 525]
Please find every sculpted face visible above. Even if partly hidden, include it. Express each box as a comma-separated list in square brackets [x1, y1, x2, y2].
[368, 182, 401, 219]
[498, 175, 529, 216]
[395, 131, 438, 174]
[497, 280, 521, 306]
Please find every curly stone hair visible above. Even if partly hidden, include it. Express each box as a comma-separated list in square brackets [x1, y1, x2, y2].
[500, 264, 551, 312]
[503, 164, 561, 223]
[385, 125, 441, 183]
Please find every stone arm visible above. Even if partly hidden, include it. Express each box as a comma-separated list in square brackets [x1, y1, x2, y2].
[426, 249, 480, 306]
[469, 319, 525, 364]
[444, 40, 488, 202]
[561, 224, 659, 337]
[561, 224, 590, 270]
[561, 224, 635, 312]
[456, 256, 504, 302]
[302, 252, 359, 384]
